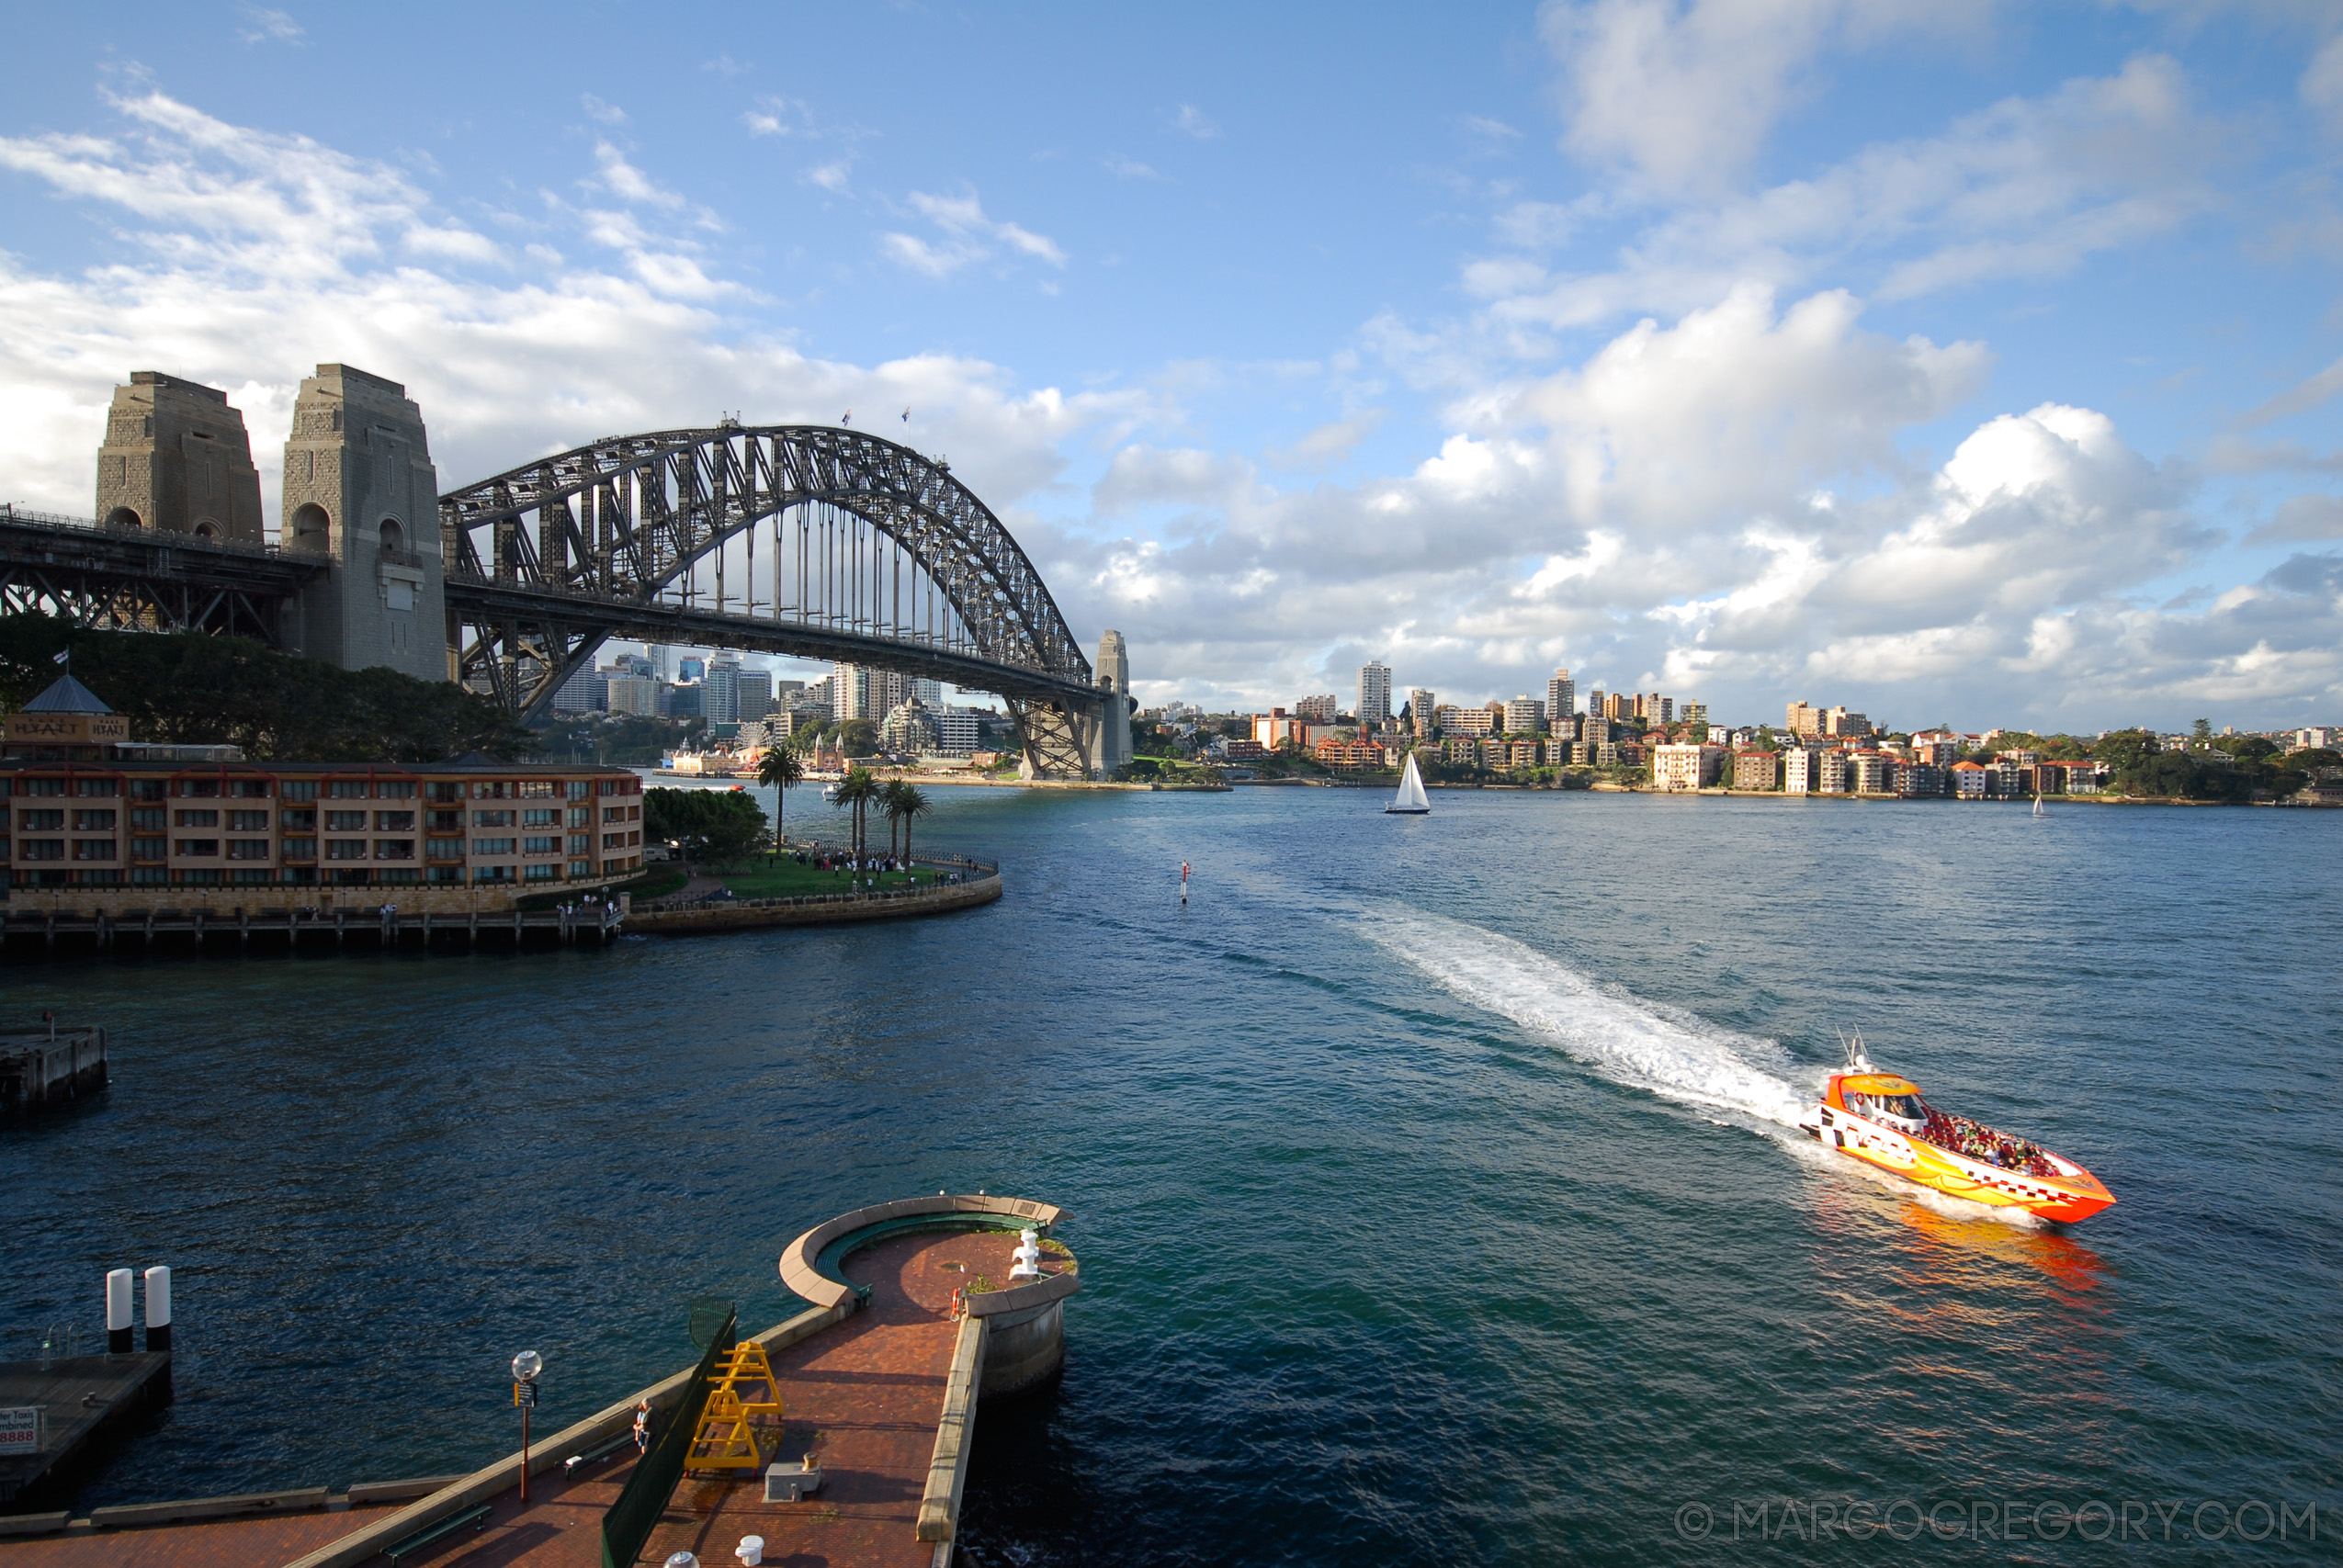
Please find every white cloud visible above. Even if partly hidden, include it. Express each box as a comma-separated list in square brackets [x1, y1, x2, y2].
[2303, 32, 2343, 132]
[1102, 154, 1160, 180]
[1539, 0, 1971, 196]
[882, 189, 1067, 278]
[591, 141, 684, 209]
[236, 5, 303, 45]
[1171, 104, 1221, 140]
[805, 160, 851, 193]
[1480, 54, 2225, 330]
[580, 95, 627, 127]
[0, 88, 1136, 546]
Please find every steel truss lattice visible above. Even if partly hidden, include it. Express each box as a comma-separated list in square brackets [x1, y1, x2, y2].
[438, 424, 1104, 776]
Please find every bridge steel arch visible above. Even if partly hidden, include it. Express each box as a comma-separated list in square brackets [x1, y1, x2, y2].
[437, 424, 1106, 778]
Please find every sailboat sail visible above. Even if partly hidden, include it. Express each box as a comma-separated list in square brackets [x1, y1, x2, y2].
[1387, 753, 1432, 814]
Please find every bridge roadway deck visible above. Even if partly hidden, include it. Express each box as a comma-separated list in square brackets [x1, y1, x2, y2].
[0, 1228, 1024, 1568]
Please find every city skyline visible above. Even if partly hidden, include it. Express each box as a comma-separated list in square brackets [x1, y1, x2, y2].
[0, 6, 2337, 730]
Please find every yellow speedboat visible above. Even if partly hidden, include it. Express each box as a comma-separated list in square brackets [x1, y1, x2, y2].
[1798, 1045, 2115, 1224]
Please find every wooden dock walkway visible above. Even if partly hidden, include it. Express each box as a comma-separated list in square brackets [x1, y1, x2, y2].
[0, 1028, 106, 1116]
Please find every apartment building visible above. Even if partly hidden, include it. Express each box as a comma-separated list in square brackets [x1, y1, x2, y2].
[1652, 742, 1726, 792]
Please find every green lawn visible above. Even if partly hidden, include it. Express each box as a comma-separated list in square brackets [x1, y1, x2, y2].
[718, 858, 942, 898]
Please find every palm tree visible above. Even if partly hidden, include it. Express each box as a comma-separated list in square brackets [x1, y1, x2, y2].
[834, 766, 879, 859]
[757, 745, 805, 845]
[890, 782, 934, 870]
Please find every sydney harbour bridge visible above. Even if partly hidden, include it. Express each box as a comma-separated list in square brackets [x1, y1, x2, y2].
[1, 388, 1131, 779]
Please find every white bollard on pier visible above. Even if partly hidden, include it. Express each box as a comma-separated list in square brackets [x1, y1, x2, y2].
[106, 1268, 134, 1353]
[144, 1265, 172, 1352]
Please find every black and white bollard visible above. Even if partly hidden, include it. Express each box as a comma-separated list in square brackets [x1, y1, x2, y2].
[144, 1266, 171, 1352]
[106, 1268, 134, 1353]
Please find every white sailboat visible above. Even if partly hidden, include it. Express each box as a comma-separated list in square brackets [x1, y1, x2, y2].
[1387, 752, 1432, 815]
[2032, 787, 2048, 818]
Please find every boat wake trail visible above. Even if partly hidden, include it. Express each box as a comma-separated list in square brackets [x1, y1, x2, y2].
[1360, 909, 1813, 1128]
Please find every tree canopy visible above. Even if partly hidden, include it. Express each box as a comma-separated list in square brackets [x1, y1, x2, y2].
[643, 786, 768, 868]
[0, 613, 535, 761]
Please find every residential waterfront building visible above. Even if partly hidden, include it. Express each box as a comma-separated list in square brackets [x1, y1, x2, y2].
[1827, 707, 1873, 739]
[1408, 689, 1436, 738]
[1952, 760, 1990, 797]
[1786, 701, 1823, 739]
[1503, 695, 1545, 735]
[1733, 750, 1780, 791]
[1358, 662, 1393, 728]
[1653, 742, 1726, 792]
[1546, 670, 1576, 723]
[1446, 705, 1498, 737]
[1295, 694, 1340, 723]
[1849, 752, 1895, 794]
[1681, 701, 1708, 730]
[2, 676, 643, 894]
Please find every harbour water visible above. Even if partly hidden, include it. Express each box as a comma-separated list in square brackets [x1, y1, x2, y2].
[5, 785, 2337, 1562]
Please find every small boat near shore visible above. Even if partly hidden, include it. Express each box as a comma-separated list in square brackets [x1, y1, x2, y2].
[1386, 753, 1432, 815]
[1797, 1039, 2115, 1224]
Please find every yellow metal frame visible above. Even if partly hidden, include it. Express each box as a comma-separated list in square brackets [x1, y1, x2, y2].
[689, 1341, 785, 1474]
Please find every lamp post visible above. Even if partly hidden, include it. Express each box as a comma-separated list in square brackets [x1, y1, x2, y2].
[513, 1350, 543, 1503]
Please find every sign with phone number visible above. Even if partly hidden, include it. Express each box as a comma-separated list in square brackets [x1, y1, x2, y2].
[0, 1408, 40, 1455]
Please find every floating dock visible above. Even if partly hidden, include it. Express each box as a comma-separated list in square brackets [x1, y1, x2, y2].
[0, 1351, 171, 1513]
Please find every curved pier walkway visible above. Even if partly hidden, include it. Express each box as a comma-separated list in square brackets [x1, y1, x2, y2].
[0, 1199, 1066, 1568]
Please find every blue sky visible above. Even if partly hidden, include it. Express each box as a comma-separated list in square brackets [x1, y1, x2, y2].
[2, 1, 2338, 729]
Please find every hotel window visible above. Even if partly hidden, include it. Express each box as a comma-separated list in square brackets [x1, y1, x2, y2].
[426, 809, 463, 830]
[325, 839, 368, 860]
[228, 778, 270, 798]
[230, 867, 271, 884]
[281, 807, 316, 830]
[280, 780, 319, 803]
[524, 863, 559, 883]
[474, 864, 514, 884]
[517, 781, 556, 798]
[473, 809, 513, 827]
[227, 840, 271, 861]
[228, 809, 268, 831]
[472, 837, 515, 855]
[129, 779, 166, 802]
[176, 780, 219, 798]
[73, 839, 117, 861]
[567, 806, 590, 828]
[131, 866, 168, 886]
[375, 811, 415, 831]
[280, 838, 316, 860]
[130, 837, 166, 862]
[19, 809, 63, 830]
[568, 833, 591, 855]
[330, 781, 370, 798]
[378, 782, 416, 800]
[75, 778, 119, 796]
[603, 831, 625, 850]
[522, 808, 558, 828]
[175, 808, 219, 828]
[374, 840, 415, 861]
[523, 835, 560, 855]
[567, 780, 591, 801]
[20, 840, 64, 861]
[426, 838, 464, 861]
[75, 869, 120, 886]
[425, 864, 462, 884]
[326, 810, 367, 831]
[604, 806, 624, 823]
[473, 781, 511, 799]
[567, 859, 592, 878]
[377, 867, 420, 885]
[174, 839, 221, 857]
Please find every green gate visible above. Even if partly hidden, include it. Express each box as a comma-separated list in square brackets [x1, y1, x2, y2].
[601, 1303, 738, 1568]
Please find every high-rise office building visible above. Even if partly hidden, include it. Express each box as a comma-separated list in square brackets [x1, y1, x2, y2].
[738, 671, 773, 722]
[832, 662, 874, 721]
[704, 656, 741, 724]
[679, 656, 707, 683]
[1357, 661, 1392, 727]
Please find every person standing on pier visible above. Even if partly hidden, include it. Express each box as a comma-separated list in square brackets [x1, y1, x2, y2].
[633, 1397, 653, 1454]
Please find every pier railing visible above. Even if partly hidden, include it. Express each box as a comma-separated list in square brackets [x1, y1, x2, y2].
[632, 856, 1000, 914]
[600, 1304, 736, 1568]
